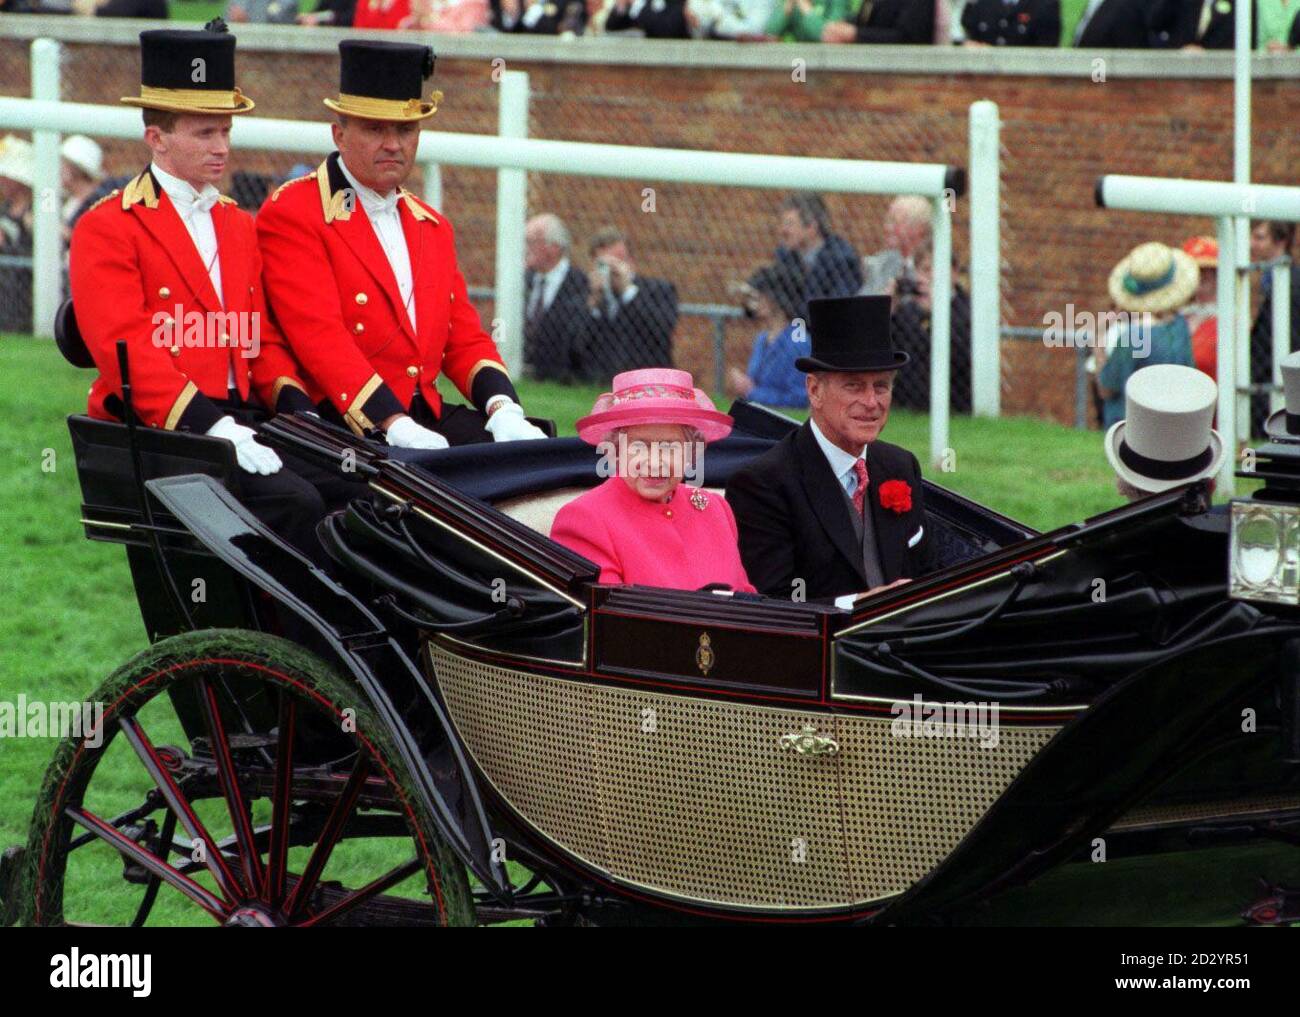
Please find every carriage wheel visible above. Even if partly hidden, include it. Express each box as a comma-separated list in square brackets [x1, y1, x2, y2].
[17, 629, 474, 927]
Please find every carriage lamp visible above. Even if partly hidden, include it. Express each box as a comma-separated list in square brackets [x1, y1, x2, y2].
[1230, 501, 1300, 606]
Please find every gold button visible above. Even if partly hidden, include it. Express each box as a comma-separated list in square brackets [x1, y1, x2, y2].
[355, 292, 368, 305]
[341, 393, 348, 401]
[449, 292, 455, 301]
[170, 346, 181, 358]
[158, 286, 170, 299]
[246, 370, 253, 379]
[665, 509, 673, 519]
[163, 315, 175, 326]
[406, 365, 419, 378]
[354, 322, 365, 334]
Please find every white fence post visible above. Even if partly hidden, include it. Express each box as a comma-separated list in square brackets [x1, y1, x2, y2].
[31, 38, 61, 339]
[494, 70, 528, 376]
[929, 192, 952, 469]
[422, 163, 442, 212]
[1216, 215, 1237, 495]
[968, 100, 1000, 418]
[1273, 260, 1292, 415]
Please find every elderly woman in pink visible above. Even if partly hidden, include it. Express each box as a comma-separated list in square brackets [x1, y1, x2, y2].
[550, 369, 756, 593]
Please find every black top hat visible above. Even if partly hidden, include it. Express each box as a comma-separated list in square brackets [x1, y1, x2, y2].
[121, 20, 254, 115]
[794, 295, 908, 373]
[324, 40, 442, 123]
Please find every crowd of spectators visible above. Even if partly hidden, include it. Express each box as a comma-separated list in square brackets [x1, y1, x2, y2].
[4, 0, 1298, 52]
[1089, 221, 1300, 435]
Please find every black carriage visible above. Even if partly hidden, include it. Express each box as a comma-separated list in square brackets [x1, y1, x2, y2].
[8, 327, 1300, 927]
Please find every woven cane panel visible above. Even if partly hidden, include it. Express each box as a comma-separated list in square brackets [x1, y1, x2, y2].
[1112, 793, 1300, 831]
[836, 719, 1057, 900]
[432, 643, 1058, 910]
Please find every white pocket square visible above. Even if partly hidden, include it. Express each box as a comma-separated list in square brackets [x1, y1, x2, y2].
[907, 525, 924, 549]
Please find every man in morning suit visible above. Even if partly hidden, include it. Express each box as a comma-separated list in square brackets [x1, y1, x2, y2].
[68, 22, 347, 558]
[257, 40, 547, 450]
[727, 295, 936, 604]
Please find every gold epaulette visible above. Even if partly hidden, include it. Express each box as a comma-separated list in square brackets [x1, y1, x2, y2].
[217, 194, 238, 206]
[271, 171, 316, 203]
[84, 189, 121, 215]
[399, 188, 439, 225]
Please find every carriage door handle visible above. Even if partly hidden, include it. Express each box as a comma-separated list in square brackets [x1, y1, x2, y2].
[779, 724, 839, 756]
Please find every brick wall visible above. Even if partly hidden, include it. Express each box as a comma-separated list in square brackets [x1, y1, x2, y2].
[2, 30, 1294, 424]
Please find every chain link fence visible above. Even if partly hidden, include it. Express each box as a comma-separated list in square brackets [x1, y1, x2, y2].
[3, 28, 1294, 429]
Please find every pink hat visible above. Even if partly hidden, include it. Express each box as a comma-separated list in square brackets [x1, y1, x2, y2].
[576, 368, 733, 445]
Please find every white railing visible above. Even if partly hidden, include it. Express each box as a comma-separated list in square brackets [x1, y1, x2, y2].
[1097, 174, 1300, 496]
[3, 38, 1002, 466]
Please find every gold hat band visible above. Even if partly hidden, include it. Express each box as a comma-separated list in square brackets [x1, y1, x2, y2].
[327, 91, 442, 120]
[136, 85, 249, 110]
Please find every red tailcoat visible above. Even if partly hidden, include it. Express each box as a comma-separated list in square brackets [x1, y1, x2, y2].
[68, 168, 312, 432]
[351, 0, 411, 28]
[256, 152, 514, 435]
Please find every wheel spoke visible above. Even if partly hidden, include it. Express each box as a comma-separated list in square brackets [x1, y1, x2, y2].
[264, 691, 296, 905]
[130, 810, 178, 928]
[199, 677, 263, 896]
[283, 754, 370, 919]
[296, 857, 423, 927]
[118, 715, 245, 903]
[66, 807, 227, 921]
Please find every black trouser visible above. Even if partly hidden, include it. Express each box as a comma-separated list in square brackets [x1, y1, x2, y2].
[409, 394, 494, 445]
[220, 400, 370, 567]
[316, 392, 494, 447]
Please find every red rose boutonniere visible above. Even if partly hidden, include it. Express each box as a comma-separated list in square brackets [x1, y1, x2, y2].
[1017, 11, 1030, 22]
[879, 479, 912, 514]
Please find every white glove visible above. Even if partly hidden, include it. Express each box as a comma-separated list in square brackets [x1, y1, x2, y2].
[385, 414, 450, 451]
[207, 415, 283, 476]
[484, 400, 547, 442]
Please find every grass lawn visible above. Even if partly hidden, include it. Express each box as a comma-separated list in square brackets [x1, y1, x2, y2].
[0, 332, 1285, 925]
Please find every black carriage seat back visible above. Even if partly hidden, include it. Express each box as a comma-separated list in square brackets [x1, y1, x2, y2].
[54, 298, 95, 369]
[69, 415, 239, 538]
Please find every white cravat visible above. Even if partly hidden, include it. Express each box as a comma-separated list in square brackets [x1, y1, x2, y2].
[339, 156, 416, 333]
[151, 161, 222, 304]
[151, 161, 235, 388]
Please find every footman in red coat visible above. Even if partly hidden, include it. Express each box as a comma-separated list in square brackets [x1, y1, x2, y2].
[68, 22, 356, 559]
[257, 39, 546, 451]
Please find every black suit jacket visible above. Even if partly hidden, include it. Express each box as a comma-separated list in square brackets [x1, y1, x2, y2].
[727, 421, 936, 601]
[491, 0, 587, 33]
[604, 0, 690, 37]
[575, 275, 678, 381]
[1075, 0, 1149, 47]
[1149, 0, 1256, 49]
[776, 233, 863, 318]
[962, 0, 1061, 46]
[853, 0, 935, 43]
[524, 265, 590, 382]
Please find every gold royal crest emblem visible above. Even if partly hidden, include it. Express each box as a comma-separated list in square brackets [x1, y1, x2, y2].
[696, 632, 714, 675]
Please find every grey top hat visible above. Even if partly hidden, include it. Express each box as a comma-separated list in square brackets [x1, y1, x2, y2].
[1104, 364, 1224, 495]
[1264, 351, 1300, 442]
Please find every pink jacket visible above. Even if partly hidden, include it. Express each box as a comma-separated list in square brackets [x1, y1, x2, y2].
[550, 477, 757, 593]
